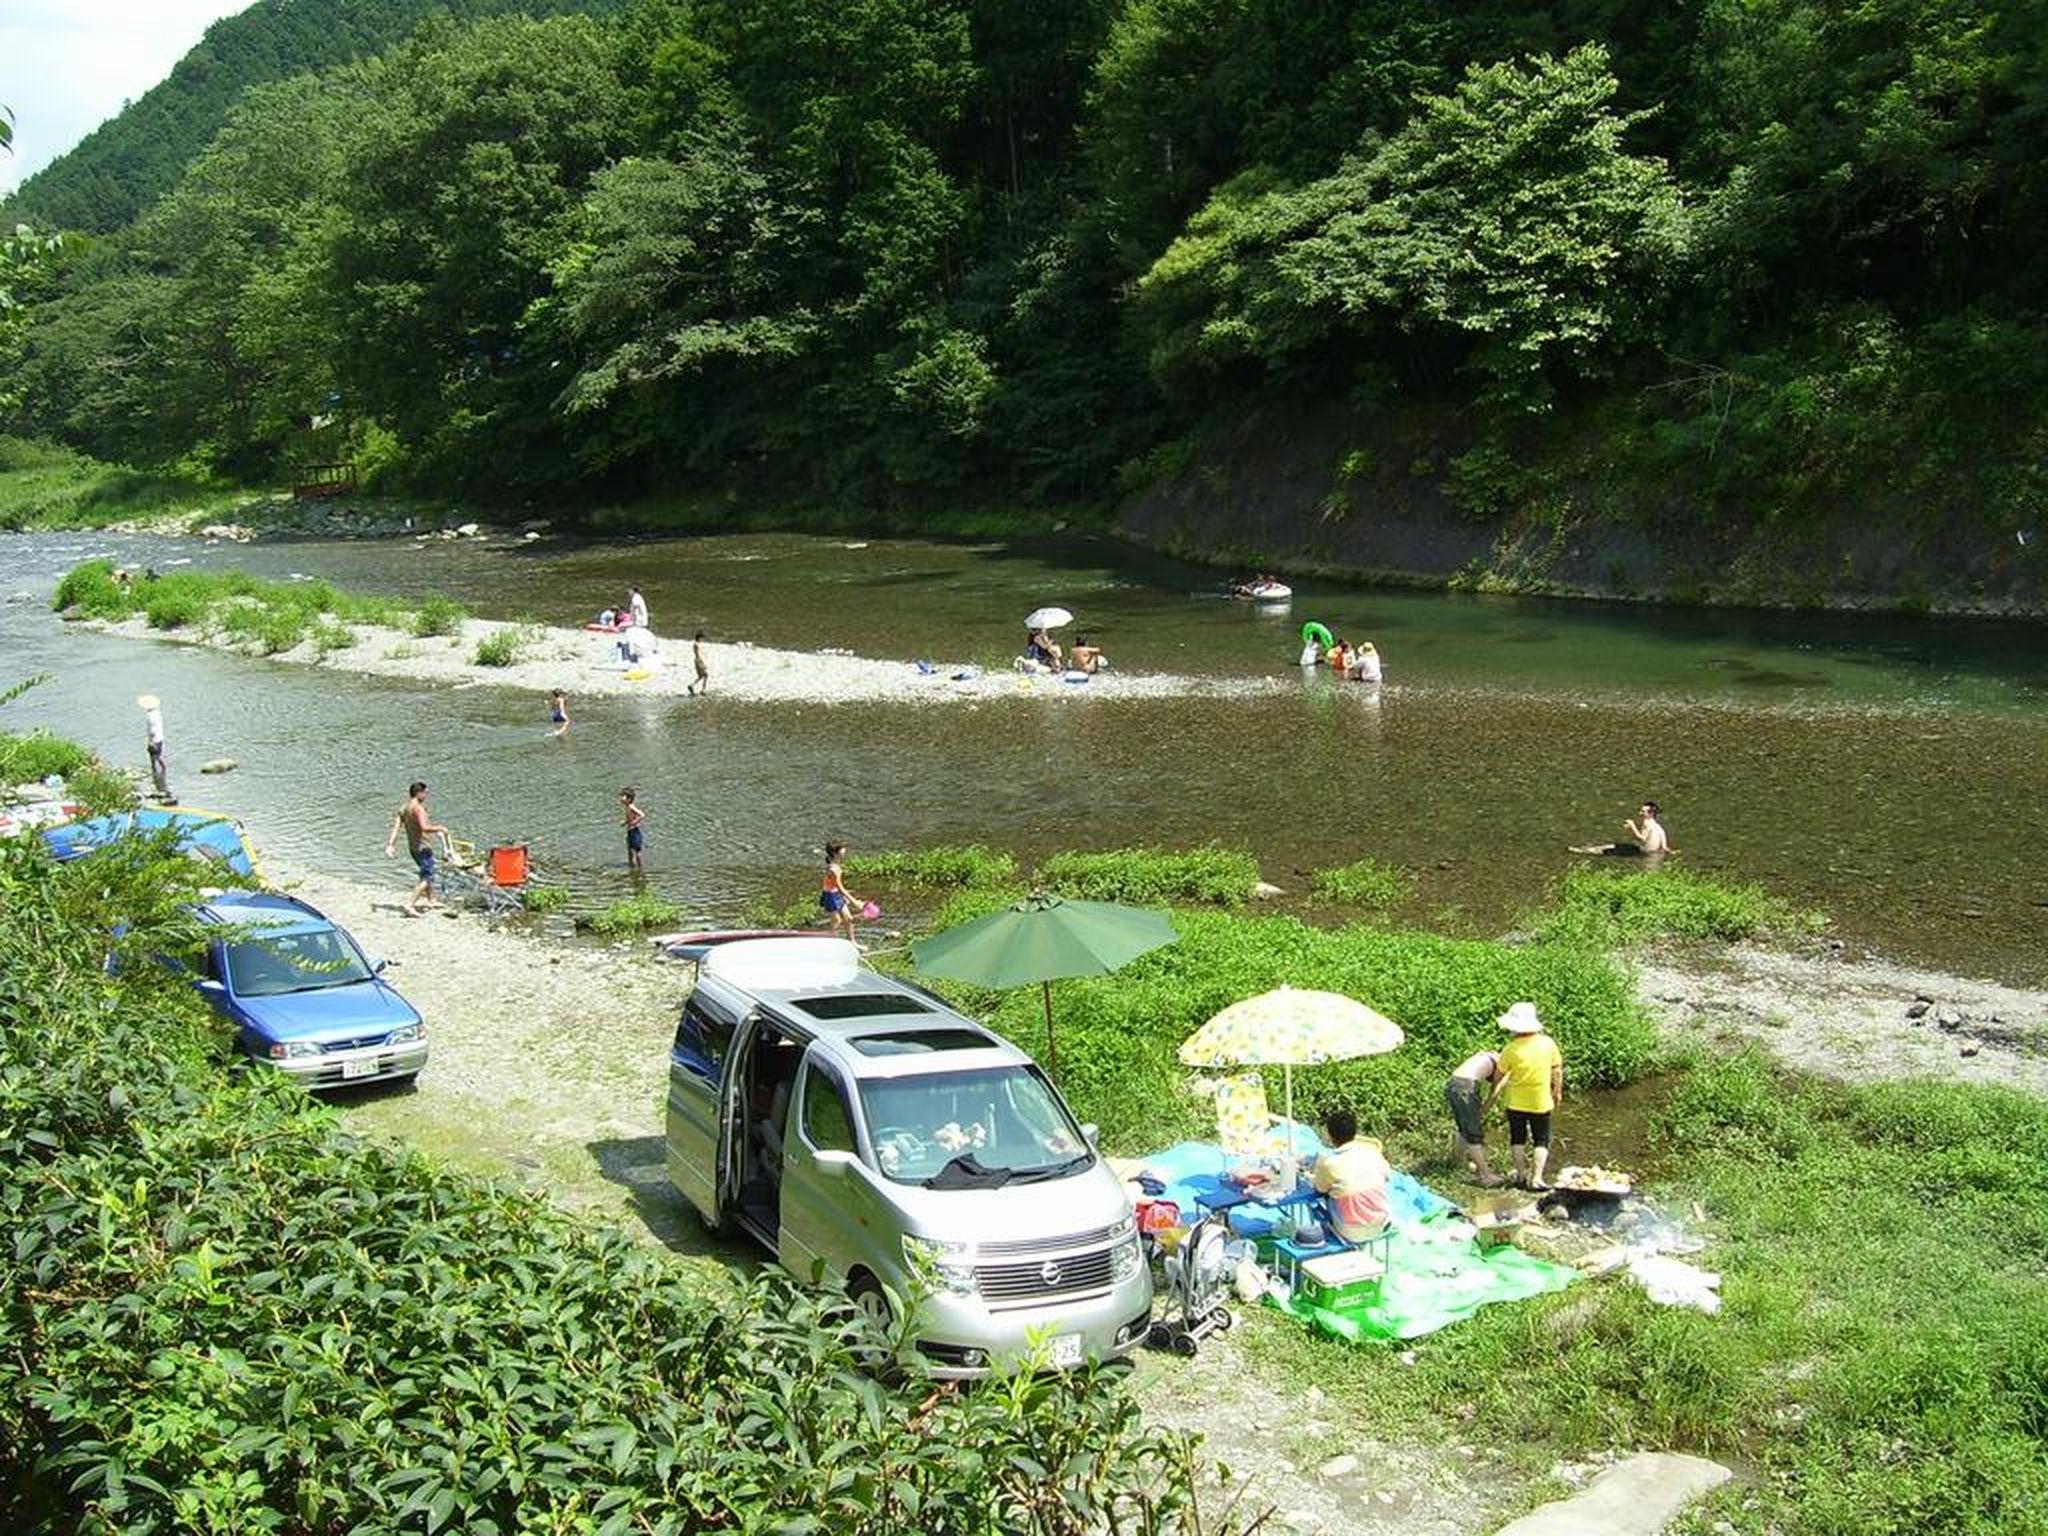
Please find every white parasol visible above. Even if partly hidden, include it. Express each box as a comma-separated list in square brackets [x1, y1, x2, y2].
[1025, 606, 1073, 630]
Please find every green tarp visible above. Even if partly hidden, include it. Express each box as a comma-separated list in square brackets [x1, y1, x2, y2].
[1270, 1216, 1577, 1343]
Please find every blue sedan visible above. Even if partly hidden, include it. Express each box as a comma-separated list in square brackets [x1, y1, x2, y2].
[192, 891, 427, 1088]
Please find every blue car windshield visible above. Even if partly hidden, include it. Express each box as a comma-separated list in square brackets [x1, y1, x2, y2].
[225, 928, 372, 997]
[860, 1066, 1091, 1187]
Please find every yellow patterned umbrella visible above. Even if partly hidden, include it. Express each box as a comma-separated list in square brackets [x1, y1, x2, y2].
[1180, 987, 1404, 1172]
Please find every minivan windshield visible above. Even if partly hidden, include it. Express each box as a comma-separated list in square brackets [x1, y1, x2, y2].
[859, 1066, 1092, 1188]
[225, 927, 372, 997]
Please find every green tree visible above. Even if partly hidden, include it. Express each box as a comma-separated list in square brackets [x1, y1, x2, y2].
[1135, 46, 1686, 410]
[323, 15, 630, 485]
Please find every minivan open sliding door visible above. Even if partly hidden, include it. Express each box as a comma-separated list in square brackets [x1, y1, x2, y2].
[716, 1011, 758, 1226]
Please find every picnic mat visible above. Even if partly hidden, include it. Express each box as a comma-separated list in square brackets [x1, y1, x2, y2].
[1132, 1139, 1453, 1233]
[1273, 1216, 1577, 1342]
[1130, 1141, 1575, 1342]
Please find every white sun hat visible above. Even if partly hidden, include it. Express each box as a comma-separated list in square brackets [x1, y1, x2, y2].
[1498, 1001, 1544, 1034]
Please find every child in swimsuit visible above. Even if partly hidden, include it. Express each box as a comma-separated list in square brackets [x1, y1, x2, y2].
[549, 689, 569, 736]
[622, 787, 646, 871]
[820, 841, 862, 938]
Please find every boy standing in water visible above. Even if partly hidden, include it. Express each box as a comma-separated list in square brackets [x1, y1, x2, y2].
[820, 841, 863, 940]
[688, 632, 710, 696]
[621, 787, 646, 871]
[549, 689, 570, 736]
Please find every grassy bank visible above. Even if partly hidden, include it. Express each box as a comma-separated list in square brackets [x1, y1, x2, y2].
[854, 849, 2047, 1532]
[893, 876, 1657, 1156]
[0, 437, 240, 532]
[1248, 1051, 2048, 1535]
[53, 558, 467, 656]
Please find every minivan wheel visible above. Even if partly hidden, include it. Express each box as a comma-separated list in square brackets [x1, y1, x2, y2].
[850, 1272, 893, 1334]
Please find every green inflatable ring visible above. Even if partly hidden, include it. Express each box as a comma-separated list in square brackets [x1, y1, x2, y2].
[1301, 621, 1333, 647]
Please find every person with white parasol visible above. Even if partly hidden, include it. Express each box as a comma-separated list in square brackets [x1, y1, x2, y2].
[1178, 986, 1405, 1197]
[1022, 605, 1071, 671]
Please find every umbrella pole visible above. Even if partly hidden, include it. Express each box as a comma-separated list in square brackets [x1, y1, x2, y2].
[1277, 1073, 1294, 1187]
[1042, 979, 1057, 1078]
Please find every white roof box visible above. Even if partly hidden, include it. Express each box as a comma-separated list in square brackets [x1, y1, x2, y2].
[701, 935, 862, 991]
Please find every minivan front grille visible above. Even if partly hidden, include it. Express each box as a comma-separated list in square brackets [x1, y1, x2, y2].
[323, 1032, 391, 1053]
[976, 1246, 1116, 1304]
[974, 1223, 1120, 1259]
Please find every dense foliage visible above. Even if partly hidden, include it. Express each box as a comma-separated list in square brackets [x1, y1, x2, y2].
[0, 827, 1237, 1534]
[6, 1, 2047, 547]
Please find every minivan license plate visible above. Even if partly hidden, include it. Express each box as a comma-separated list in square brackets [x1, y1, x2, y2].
[1050, 1334, 1084, 1369]
[340, 1057, 378, 1080]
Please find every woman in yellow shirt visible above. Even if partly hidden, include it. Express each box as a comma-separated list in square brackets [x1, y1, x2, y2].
[1492, 1002, 1564, 1190]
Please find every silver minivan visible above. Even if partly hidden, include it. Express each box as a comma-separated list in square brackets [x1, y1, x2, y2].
[662, 935, 1153, 1376]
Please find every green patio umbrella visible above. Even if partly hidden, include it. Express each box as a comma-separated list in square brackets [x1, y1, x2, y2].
[911, 893, 1178, 1076]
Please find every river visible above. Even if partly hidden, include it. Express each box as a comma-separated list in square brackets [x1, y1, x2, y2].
[5, 527, 2044, 983]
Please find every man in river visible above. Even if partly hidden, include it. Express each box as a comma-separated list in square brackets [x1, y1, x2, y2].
[136, 693, 175, 803]
[384, 781, 451, 916]
[1572, 800, 1669, 857]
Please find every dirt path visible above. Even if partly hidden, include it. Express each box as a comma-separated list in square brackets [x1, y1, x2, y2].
[1638, 942, 2048, 1094]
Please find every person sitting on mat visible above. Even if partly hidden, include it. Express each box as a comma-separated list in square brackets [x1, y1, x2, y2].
[1312, 1108, 1391, 1242]
[1024, 628, 1063, 671]
[1069, 633, 1104, 673]
[1493, 1002, 1564, 1190]
[1572, 800, 1669, 857]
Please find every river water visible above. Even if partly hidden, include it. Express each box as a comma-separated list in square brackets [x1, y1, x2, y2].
[5, 528, 2044, 983]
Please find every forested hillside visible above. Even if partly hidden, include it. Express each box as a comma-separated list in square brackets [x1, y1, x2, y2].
[1, 0, 623, 234]
[6, 0, 2047, 602]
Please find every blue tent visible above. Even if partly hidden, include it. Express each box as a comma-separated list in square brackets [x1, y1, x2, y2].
[41, 808, 259, 881]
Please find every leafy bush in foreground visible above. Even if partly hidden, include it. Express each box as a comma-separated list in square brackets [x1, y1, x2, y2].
[0, 832, 1235, 1535]
[1536, 866, 1825, 948]
[1040, 845, 1262, 906]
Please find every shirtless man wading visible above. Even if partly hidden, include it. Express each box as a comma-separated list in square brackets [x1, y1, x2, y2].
[384, 781, 450, 915]
[1572, 800, 1669, 858]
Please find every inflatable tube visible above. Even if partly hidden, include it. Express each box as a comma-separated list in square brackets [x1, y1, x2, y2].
[1301, 621, 1333, 647]
[1249, 581, 1293, 601]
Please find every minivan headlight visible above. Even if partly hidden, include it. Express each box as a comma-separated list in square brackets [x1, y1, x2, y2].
[1110, 1232, 1144, 1282]
[902, 1235, 979, 1296]
[388, 1023, 423, 1044]
[267, 1041, 321, 1060]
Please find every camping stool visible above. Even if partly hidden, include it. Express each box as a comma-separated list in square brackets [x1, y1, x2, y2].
[1298, 1248, 1389, 1310]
